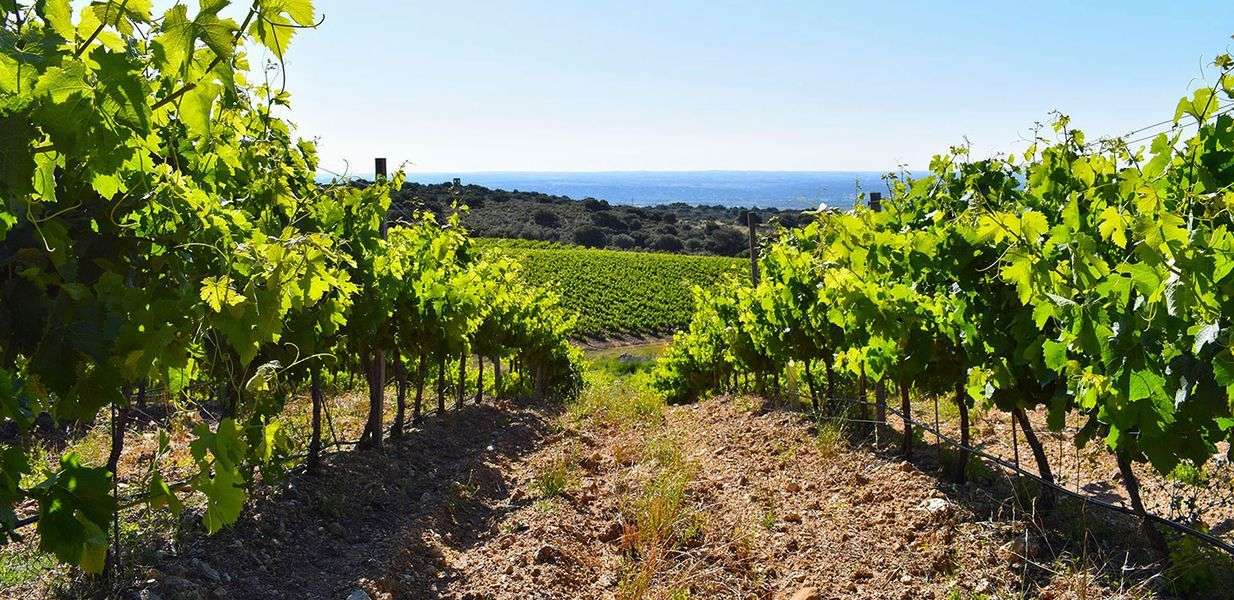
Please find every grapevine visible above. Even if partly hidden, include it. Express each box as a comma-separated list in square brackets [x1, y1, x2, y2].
[654, 52, 1234, 554]
[489, 243, 745, 338]
[0, 0, 582, 575]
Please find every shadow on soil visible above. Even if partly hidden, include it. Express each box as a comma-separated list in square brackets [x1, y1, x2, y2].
[117, 397, 561, 600]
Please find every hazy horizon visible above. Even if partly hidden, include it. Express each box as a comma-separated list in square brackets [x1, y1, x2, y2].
[281, 1, 1233, 175]
[342, 169, 919, 209]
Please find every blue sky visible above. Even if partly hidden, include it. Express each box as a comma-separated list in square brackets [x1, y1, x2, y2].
[270, 1, 1232, 174]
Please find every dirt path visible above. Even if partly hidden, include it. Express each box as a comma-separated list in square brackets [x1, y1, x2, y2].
[95, 392, 1179, 600]
[421, 396, 1160, 599]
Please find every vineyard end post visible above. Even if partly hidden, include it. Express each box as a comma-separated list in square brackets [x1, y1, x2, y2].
[747, 211, 760, 285]
[868, 192, 888, 445]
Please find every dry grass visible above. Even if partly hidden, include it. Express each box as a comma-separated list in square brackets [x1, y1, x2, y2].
[615, 431, 703, 600]
[533, 456, 576, 499]
[568, 359, 664, 429]
[812, 419, 845, 458]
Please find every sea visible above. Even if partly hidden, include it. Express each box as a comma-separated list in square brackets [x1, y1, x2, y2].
[394, 171, 909, 211]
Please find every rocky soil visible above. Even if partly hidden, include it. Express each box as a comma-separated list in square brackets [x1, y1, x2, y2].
[8, 392, 1202, 599]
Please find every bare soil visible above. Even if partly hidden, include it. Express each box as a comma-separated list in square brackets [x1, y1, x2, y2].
[36, 391, 1202, 600]
[897, 399, 1234, 547]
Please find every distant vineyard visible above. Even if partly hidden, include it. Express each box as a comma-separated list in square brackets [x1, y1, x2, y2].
[487, 243, 746, 338]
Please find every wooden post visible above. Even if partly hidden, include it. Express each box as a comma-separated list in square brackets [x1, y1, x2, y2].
[747, 211, 760, 285]
[373, 157, 388, 438]
[869, 192, 888, 444]
[492, 355, 503, 399]
[362, 157, 388, 450]
[953, 382, 970, 484]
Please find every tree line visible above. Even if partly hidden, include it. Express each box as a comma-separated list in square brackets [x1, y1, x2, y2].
[393, 182, 812, 256]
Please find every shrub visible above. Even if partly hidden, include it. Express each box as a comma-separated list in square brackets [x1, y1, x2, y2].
[573, 225, 609, 248]
[582, 198, 611, 211]
[533, 208, 561, 227]
[653, 235, 684, 252]
[591, 210, 628, 231]
[706, 227, 747, 255]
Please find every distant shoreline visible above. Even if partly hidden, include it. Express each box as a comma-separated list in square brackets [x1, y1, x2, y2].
[324, 170, 919, 210]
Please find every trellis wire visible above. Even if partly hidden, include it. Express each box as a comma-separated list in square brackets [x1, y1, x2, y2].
[9, 395, 461, 531]
[808, 392, 1234, 556]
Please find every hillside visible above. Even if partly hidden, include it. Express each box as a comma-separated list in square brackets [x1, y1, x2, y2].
[390, 182, 811, 257]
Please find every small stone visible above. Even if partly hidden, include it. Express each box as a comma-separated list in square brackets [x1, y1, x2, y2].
[919, 497, 952, 514]
[900, 573, 912, 583]
[346, 589, 372, 600]
[139, 589, 165, 600]
[788, 587, 821, 600]
[192, 558, 221, 583]
[534, 544, 562, 564]
[785, 481, 802, 493]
